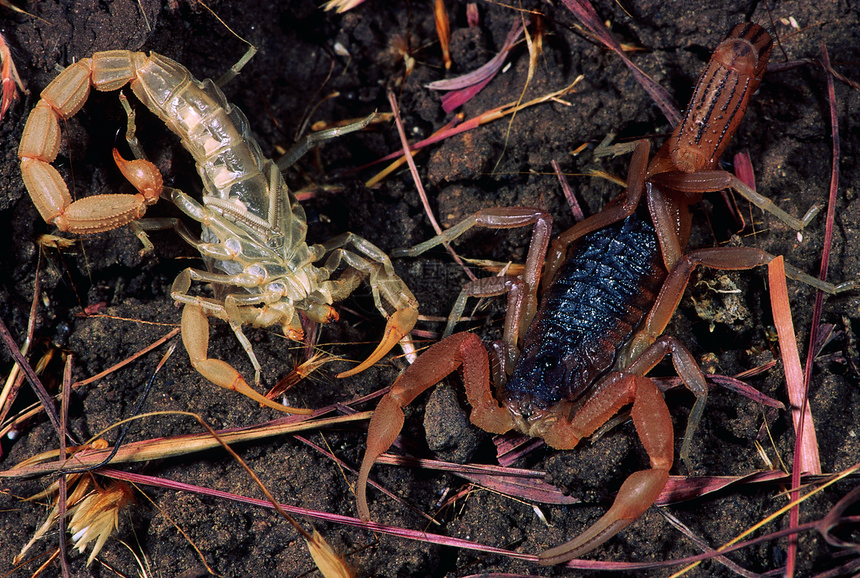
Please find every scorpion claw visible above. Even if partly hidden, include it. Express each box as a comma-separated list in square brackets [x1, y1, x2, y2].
[193, 357, 313, 414]
[337, 306, 418, 378]
[538, 468, 669, 565]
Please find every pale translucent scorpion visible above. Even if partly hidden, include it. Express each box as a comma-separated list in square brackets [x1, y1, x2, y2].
[18, 50, 419, 411]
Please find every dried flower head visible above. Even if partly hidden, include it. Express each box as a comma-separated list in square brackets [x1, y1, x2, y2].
[68, 480, 134, 565]
[305, 529, 354, 578]
[16, 471, 133, 567]
[321, 0, 366, 13]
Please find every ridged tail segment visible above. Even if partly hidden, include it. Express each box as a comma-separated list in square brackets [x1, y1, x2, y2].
[131, 53, 279, 238]
[670, 23, 773, 173]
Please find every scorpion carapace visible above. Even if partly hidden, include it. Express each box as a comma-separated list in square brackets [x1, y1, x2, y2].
[18, 49, 419, 411]
[351, 22, 846, 564]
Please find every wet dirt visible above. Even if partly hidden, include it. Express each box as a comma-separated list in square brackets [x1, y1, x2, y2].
[1, 1, 859, 577]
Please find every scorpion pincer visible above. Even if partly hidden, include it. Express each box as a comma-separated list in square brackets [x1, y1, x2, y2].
[355, 23, 844, 563]
[18, 50, 419, 412]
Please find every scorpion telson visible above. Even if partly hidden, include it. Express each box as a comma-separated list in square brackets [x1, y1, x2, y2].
[18, 49, 419, 411]
[355, 23, 851, 563]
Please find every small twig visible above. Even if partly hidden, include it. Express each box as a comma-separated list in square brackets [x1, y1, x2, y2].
[73, 327, 180, 387]
[552, 160, 584, 222]
[659, 510, 759, 578]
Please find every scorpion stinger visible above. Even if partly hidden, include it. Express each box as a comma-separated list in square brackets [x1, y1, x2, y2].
[19, 50, 418, 411]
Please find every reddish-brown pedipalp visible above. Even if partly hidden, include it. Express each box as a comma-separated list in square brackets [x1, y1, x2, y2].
[355, 23, 847, 564]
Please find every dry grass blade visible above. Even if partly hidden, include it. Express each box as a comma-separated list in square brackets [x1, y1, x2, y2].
[0, 266, 42, 446]
[553, 160, 585, 222]
[2, 412, 371, 478]
[365, 114, 460, 188]
[87, 464, 860, 573]
[0, 315, 62, 435]
[73, 327, 179, 387]
[321, 0, 366, 13]
[768, 256, 820, 474]
[660, 510, 759, 577]
[293, 434, 441, 525]
[434, 0, 451, 70]
[265, 352, 336, 400]
[191, 417, 355, 577]
[429, 19, 524, 113]
[360, 77, 582, 175]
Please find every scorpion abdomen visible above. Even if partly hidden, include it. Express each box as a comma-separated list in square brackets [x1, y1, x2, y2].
[507, 211, 666, 409]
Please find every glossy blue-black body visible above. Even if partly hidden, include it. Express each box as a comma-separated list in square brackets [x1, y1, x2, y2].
[505, 210, 666, 412]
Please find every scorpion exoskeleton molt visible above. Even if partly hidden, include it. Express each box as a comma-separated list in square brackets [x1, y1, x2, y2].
[18, 49, 419, 412]
[355, 23, 854, 563]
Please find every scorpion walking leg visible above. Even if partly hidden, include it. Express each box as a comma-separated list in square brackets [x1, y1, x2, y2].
[623, 335, 708, 471]
[276, 113, 378, 172]
[631, 246, 854, 363]
[650, 169, 822, 232]
[393, 207, 552, 339]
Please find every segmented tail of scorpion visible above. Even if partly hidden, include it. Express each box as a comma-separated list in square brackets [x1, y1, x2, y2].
[19, 49, 419, 411]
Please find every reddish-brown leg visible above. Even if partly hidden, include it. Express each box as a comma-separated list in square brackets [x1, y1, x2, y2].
[629, 246, 776, 359]
[393, 207, 552, 338]
[356, 332, 515, 520]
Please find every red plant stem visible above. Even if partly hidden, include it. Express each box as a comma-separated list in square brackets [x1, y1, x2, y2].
[559, 0, 680, 125]
[787, 42, 841, 577]
[93, 467, 834, 572]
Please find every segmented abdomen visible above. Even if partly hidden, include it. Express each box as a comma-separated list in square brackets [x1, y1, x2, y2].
[129, 53, 282, 235]
[506, 212, 666, 407]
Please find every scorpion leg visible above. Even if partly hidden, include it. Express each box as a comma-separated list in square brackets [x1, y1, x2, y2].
[618, 244, 855, 470]
[357, 331, 516, 520]
[214, 44, 257, 88]
[651, 169, 822, 232]
[393, 207, 552, 339]
[632, 245, 854, 365]
[623, 335, 708, 471]
[317, 233, 419, 378]
[174, 274, 310, 414]
[275, 113, 378, 172]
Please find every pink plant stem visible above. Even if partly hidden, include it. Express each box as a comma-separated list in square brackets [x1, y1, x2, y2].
[787, 41, 841, 577]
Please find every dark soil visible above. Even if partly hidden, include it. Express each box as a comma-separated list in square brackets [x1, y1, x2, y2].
[2, 1, 860, 577]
